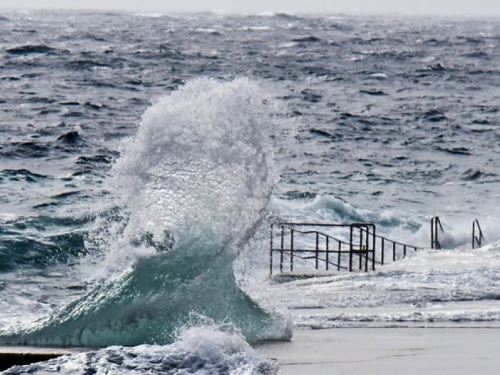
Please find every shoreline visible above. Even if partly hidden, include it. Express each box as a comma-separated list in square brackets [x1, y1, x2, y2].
[3, 326, 500, 373]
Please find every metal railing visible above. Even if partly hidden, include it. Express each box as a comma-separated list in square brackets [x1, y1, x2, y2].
[432, 217, 486, 250]
[270, 223, 421, 275]
[371, 233, 421, 265]
[270, 217, 489, 275]
[472, 219, 484, 249]
[431, 216, 443, 250]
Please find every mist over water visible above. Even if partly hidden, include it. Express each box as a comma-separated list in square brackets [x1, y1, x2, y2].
[112, 78, 278, 250]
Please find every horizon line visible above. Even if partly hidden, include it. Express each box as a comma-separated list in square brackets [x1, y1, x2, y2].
[1, 7, 500, 19]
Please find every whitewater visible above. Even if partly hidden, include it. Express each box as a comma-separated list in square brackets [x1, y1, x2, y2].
[1, 9, 500, 374]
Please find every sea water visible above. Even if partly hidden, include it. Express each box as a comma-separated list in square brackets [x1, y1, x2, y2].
[1, 9, 500, 373]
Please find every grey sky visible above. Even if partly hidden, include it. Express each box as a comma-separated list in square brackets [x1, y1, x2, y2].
[1, 0, 500, 16]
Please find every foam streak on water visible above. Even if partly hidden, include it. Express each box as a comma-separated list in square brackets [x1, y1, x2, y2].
[262, 242, 500, 329]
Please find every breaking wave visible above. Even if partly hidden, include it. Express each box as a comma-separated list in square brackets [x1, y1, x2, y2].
[0, 78, 292, 347]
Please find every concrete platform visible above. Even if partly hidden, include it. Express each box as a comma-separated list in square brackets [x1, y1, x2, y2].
[0, 346, 89, 371]
[255, 327, 500, 375]
[3, 327, 500, 373]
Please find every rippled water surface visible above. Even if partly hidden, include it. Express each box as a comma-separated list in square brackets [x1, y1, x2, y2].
[1, 10, 500, 374]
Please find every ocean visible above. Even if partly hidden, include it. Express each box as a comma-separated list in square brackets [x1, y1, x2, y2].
[1, 9, 500, 373]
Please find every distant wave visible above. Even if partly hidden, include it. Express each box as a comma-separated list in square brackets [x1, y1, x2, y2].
[255, 11, 301, 20]
[6, 44, 68, 55]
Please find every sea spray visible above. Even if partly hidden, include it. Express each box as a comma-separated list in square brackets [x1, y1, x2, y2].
[0, 78, 292, 346]
[3, 326, 279, 375]
[112, 77, 278, 247]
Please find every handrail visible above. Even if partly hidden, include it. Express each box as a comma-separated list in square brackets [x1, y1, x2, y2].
[349, 223, 376, 271]
[472, 219, 485, 249]
[277, 224, 347, 245]
[270, 222, 373, 274]
[275, 223, 357, 272]
[271, 217, 491, 276]
[276, 222, 365, 227]
[431, 216, 443, 249]
[270, 222, 421, 275]
[369, 230, 422, 264]
[373, 233, 423, 250]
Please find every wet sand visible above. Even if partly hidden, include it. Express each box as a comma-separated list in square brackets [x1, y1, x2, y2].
[256, 327, 500, 375]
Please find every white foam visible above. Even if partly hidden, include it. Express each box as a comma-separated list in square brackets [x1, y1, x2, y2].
[7, 326, 279, 375]
[80, 78, 281, 280]
[111, 77, 279, 249]
[261, 242, 500, 328]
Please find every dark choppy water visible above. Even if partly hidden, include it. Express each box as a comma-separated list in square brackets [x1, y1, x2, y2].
[1, 9, 500, 374]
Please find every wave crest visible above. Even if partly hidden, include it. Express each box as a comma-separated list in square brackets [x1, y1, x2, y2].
[0, 78, 291, 347]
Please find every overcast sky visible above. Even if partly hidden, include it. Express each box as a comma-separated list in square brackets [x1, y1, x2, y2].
[1, 0, 500, 16]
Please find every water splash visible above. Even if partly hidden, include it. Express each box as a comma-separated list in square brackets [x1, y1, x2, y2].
[3, 326, 279, 375]
[0, 78, 292, 346]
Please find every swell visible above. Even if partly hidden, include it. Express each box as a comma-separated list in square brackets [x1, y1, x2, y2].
[0, 215, 90, 272]
[0, 240, 289, 346]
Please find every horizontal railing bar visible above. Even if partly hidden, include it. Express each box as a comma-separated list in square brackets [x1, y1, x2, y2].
[274, 227, 347, 244]
[276, 222, 370, 227]
[272, 247, 377, 252]
[373, 235, 423, 250]
[277, 223, 423, 250]
[272, 249, 365, 254]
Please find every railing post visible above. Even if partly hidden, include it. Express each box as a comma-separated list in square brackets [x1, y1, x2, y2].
[338, 241, 341, 271]
[364, 227, 369, 272]
[290, 229, 294, 272]
[349, 225, 354, 272]
[381, 237, 385, 265]
[366, 227, 369, 272]
[371, 224, 376, 271]
[360, 226, 368, 272]
[315, 232, 319, 270]
[437, 217, 443, 249]
[270, 223, 274, 275]
[280, 225, 284, 273]
[393, 241, 396, 262]
[431, 217, 434, 249]
[359, 227, 364, 270]
[326, 235, 329, 271]
[431, 216, 443, 249]
[472, 220, 475, 249]
[478, 219, 484, 248]
[472, 219, 485, 249]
